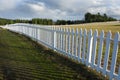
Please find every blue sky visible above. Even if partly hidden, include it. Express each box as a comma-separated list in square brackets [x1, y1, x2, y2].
[0, 0, 120, 20]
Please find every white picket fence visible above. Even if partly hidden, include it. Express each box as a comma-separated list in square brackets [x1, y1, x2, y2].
[2, 23, 120, 80]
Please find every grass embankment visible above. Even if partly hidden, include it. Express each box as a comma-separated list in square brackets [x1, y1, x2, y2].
[0, 28, 108, 80]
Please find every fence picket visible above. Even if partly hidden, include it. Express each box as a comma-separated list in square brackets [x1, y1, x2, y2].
[102, 31, 111, 75]
[82, 29, 87, 64]
[74, 29, 79, 59]
[109, 32, 119, 80]
[67, 28, 70, 57]
[71, 29, 75, 58]
[77, 29, 82, 62]
[97, 31, 104, 71]
[91, 30, 98, 68]
[86, 30, 93, 66]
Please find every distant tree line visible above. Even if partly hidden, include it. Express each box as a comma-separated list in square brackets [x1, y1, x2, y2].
[31, 18, 53, 25]
[0, 12, 117, 25]
[85, 12, 117, 23]
[0, 18, 53, 25]
[0, 18, 30, 25]
[55, 20, 85, 25]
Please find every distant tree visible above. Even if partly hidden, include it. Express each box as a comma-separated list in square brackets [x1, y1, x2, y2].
[85, 12, 92, 22]
[84, 12, 117, 23]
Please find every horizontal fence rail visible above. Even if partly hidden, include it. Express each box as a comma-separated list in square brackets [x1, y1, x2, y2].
[1, 23, 120, 80]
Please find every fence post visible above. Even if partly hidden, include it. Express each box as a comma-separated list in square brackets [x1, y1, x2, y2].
[109, 32, 119, 80]
[102, 31, 111, 75]
[71, 29, 75, 58]
[67, 28, 70, 57]
[82, 29, 87, 64]
[53, 27, 57, 51]
[86, 29, 93, 66]
[77, 29, 82, 62]
[91, 30, 98, 68]
[74, 28, 78, 60]
[97, 30, 104, 71]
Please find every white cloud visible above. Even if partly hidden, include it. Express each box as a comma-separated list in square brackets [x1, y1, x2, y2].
[27, 2, 45, 12]
[0, 0, 21, 11]
[0, 0, 120, 20]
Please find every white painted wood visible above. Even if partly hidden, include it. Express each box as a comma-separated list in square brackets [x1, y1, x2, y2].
[71, 29, 75, 58]
[86, 29, 93, 66]
[74, 29, 78, 59]
[62, 28, 64, 52]
[102, 31, 111, 75]
[109, 32, 119, 80]
[58, 28, 61, 50]
[60, 28, 62, 51]
[63, 28, 65, 53]
[82, 29, 87, 64]
[67, 28, 70, 56]
[77, 29, 82, 62]
[64, 28, 67, 55]
[91, 30, 98, 68]
[52, 27, 54, 49]
[97, 30, 104, 71]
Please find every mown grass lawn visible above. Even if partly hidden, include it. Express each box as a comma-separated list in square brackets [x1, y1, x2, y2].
[0, 28, 108, 80]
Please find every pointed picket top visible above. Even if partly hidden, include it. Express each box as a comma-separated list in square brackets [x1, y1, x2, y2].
[94, 29, 98, 37]
[76, 28, 79, 36]
[62, 28, 64, 33]
[88, 29, 92, 36]
[83, 29, 87, 36]
[71, 28, 75, 35]
[68, 28, 70, 34]
[80, 28, 82, 36]
[106, 30, 112, 39]
[100, 30, 104, 38]
[114, 32, 119, 41]
[66, 28, 68, 33]
[60, 27, 62, 32]
[58, 27, 61, 32]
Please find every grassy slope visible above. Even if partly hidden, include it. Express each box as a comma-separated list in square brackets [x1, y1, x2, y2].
[0, 28, 108, 80]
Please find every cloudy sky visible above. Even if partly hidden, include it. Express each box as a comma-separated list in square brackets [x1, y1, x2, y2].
[0, 0, 120, 20]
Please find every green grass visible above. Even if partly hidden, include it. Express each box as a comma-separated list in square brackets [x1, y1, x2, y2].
[0, 28, 108, 80]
